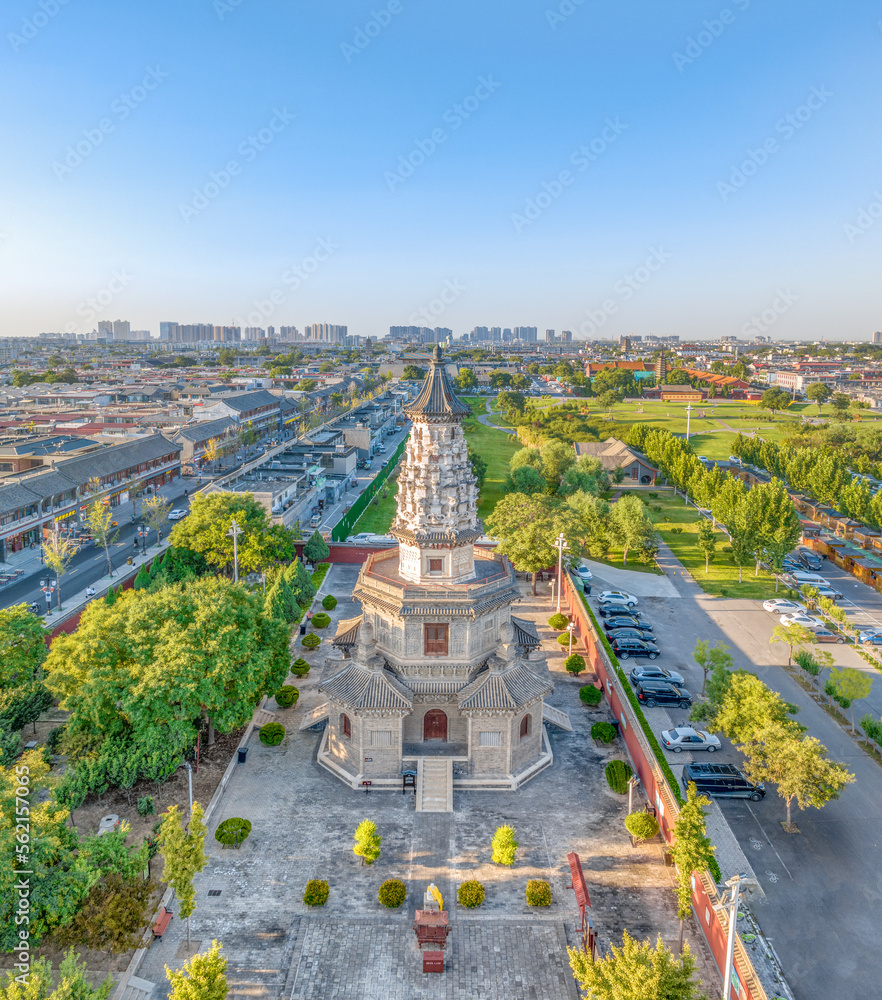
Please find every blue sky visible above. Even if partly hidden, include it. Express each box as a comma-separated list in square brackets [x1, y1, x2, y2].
[2, 0, 881, 341]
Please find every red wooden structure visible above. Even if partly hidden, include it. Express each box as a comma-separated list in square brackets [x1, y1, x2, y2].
[413, 910, 450, 949]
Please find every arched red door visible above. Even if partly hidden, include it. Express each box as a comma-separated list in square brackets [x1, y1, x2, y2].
[423, 710, 447, 741]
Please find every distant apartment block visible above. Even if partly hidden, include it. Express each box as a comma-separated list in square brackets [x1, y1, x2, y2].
[305, 323, 347, 343]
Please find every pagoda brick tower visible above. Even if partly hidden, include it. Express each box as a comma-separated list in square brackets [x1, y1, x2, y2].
[319, 347, 554, 790]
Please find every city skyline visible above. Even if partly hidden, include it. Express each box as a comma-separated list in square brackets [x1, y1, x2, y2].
[2, 1, 880, 340]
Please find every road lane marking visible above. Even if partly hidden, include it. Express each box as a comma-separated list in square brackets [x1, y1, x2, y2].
[747, 804, 793, 880]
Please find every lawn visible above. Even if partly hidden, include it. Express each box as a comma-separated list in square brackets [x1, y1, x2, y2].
[620, 489, 783, 600]
[349, 474, 399, 535]
[462, 397, 520, 519]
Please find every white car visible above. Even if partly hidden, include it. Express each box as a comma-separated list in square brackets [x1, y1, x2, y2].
[598, 591, 638, 607]
[571, 565, 593, 582]
[780, 612, 824, 629]
[167, 509, 188, 521]
[815, 585, 843, 601]
[661, 727, 721, 753]
[762, 599, 805, 614]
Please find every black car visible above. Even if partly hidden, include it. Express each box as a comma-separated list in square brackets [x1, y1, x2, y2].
[599, 603, 640, 619]
[634, 681, 691, 709]
[629, 665, 685, 686]
[610, 637, 659, 660]
[682, 762, 765, 801]
[798, 548, 823, 571]
[607, 627, 658, 644]
[602, 615, 654, 634]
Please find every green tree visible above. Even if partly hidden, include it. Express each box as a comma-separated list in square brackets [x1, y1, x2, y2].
[86, 499, 120, 578]
[284, 556, 316, 606]
[497, 390, 527, 416]
[41, 531, 77, 611]
[568, 932, 708, 1000]
[264, 574, 299, 624]
[713, 672, 797, 744]
[353, 818, 381, 865]
[510, 446, 543, 473]
[454, 368, 478, 392]
[671, 783, 716, 952]
[0, 604, 47, 689]
[770, 621, 816, 666]
[141, 495, 173, 547]
[166, 940, 229, 1000]
[761, 387, 791, 413]
[56, 871, 155, 955]
[696, 519, 717, 573]
[402, 365, 427, 380]
[608, 495, 657, 567]
[558, 456, 609, 498]
[540, 439, 576, 489]
[491, 824, 518, 866]
[692, 640, 732, 697]
[303, 530, 330, 565]
[485, 492, 582, 594]
[830, 393, 851, 418]
[0, 952, 111, 1000]
[468, 447, 487, 491]
[740, 725, 855, 830]
[488, 369, 512, 388]
[502, 465, 547, 496]
[158, 803, 209, 946]
[597, 390, 620, 417]
[170, 492, 295, 575]
[829, 667, 872, 732]
[806, 382, 831, 413]
[565, 491, 611, 559]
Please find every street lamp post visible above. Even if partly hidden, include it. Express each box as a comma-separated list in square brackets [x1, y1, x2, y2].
[685, 403, 693, 441]
[549, 578, 556, 609]
[553, 532, 568, 615]
[183, 760, 193, 817]
[227, 519, 242, 584]
[567, 621, 576, 655]
[715, 874, 758, 1000]
[627, 775, 640, 815]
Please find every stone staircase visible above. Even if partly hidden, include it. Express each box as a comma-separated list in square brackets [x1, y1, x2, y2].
[416, 757, 453, 812]
[299, 700, 329, 730]
[542, 704, 573, 731]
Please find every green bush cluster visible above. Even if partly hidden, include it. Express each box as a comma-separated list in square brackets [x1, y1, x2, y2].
[565, 654, 586, 676]
[491, 824, 518, 866]
[275, 685, 299, 709]
[591, 721, 617, 744]
[525, 880, 552, 906]
[605, 759, 633, 794]
[136, 795, 155, 817]
[291, 658, 311, 677]
[625, 811, 660, 842]
[311, 612, 331, 629]
[301, 633, 321, 649]
[825, 680, 851, 710]
[215, 817, 252, 847]
[322, 595, 338, 611]
[548, 613, 569, 630]
[303, 879, 329, 906]
[259, 722, 285, 746]
[378, 878, 407, 908]
[579, 685, 603, 707]
[557, 633, 572, 646]
[457, 880, 485, 908]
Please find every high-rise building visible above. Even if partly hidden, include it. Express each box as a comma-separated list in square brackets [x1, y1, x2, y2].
[113, 319, 130, 338]
[469, 326, 489, 342]
[513, 326, 538, 342]
[97, 320, 113, 340]
[560, 330, 572, 343]
[306, 323, 347, 343]
[545, 329, 555, 343]
[490, 327, 502, 341]
[873, 331, 882, 344]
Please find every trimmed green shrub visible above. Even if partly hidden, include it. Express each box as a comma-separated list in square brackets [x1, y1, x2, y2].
[322, 594, 338, 611]
[45, 725, 66, 753]
[378, 878, 407, 908]
[580, 685, 603, 707]
[259, 722, 285, 746]
[303, 879, 329, 906]
[301, 633, 321, 649]
[591, 721, 617, 744]
[457, 880, 485, 908]
[292, 658, 311, 677]
[275, 686, 299, 709]
[709, 857, 722, 883]
[565, 654, 586, 676]
[557, 633, 572, 646]
[353, 819, 382, 865]
[625, 811, 660, 842]
[605, 760, 633, 794]
[525, 879, 552, 906]
[491, 824, 518, 866]
[548, 613, 569, 630]
[136, 795, 155, 817]
[215, 817, 252, 848]
[311, 612, 331, 629]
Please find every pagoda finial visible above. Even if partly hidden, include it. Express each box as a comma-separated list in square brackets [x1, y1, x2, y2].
[432, 344, 443, 364]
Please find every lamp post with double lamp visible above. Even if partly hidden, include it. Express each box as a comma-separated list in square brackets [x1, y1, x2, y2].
[685, 403, 693, 442]
[227, 519, 243, 584]
[553, 532, 568, 615]
[566, 621, 576, 655]
[714, 874, 758, 1000]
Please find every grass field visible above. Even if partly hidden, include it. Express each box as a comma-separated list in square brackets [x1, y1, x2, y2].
[349, 474, 399, 535]
[462, 397, 521, 518]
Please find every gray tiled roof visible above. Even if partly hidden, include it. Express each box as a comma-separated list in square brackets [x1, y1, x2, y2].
[511, 616, 540, 648]
[173, 417, 237, 442]
[332, 615, 362, 649]
[405, 346, 470, 419]
[203, 389, 279, 412]
[458, 663, 551, 711]
[320, 662, 413, 713]
[55, 434, 180, 481]
[0, 482, 42, 515]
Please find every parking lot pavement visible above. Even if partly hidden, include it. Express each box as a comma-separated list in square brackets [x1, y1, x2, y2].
[583, 561, 882, 1000]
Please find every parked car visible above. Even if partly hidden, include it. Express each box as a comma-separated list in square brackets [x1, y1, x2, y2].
[780, 612, 824, 628]
[607, 627, 658, 644]
[602, 615, 654, 633]
[167, 509, 188, 521]
[862, 634, 882, 646]
[610, 637, 659, 660]
[811, 628, 848, 644]
[598, 591, 638, 607]
[635, 682, 691, 709]
[797, 547, 823, 570]
[598, 601, 640, 618]
[728, 455, 742, 465]
[814, 585, 843, 601]
[681, 762, 765, 800]
[629, 665, 685, 686]
[762, 599, 805, 614]
[660, 727, 721, 753]
[571, 565, 593, 582]
[858, 629, 882, 643]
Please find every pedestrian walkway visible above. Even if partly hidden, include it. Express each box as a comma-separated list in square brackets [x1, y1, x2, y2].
[415, 758, 453, 813]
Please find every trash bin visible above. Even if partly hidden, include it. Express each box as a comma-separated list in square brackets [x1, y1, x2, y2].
[610, 720, 621, 736]
[237, 746, 248, 764]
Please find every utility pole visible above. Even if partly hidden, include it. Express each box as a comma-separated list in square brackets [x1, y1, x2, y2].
[227, 518, 242, 584]
[553, 532, 568, 615]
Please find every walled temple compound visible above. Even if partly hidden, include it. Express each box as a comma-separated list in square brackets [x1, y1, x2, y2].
[316, 346, 566, 806]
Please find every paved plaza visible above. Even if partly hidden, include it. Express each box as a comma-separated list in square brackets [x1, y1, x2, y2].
[134, 565, 720, 1000]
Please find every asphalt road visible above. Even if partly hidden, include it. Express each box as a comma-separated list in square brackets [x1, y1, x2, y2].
[584, 559, 882, 1000]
